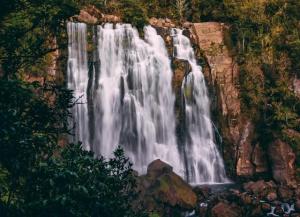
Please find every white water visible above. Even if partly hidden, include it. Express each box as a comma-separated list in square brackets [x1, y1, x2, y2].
[67, 22, 90, 150]
[67, 22, 228, 184]
[171, 28, 228, 183]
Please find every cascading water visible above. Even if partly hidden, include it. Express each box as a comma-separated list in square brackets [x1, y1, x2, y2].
[171, 28, 228, 183]
[89, 23, 184, 175]
[67, 22, 228, 184]
[68, 22, 184, 176]
[67, 22, 90, 150]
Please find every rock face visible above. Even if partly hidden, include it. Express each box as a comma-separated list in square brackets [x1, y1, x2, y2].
[138, 159, 197, 214]
[190, 23, 241, 167]
[236, 121, 255, 176]
[189, 22, 267, 178]
[268, 140, 297, 187]
[149, 17, 176, 29]
[72, 6, 121, 24]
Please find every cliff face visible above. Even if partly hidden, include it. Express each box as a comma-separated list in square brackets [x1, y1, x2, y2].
[189, 22, 297, 186]
[67, 8, 298, 186]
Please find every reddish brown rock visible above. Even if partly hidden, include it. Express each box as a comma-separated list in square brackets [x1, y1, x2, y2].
[236, 121, 255, 176]
[266, 192, 277, 202]
[252, 143, 268, 173]
[191, 22, 241, 146]
[211, 202, 242, 217]
[268, 140, 297, 187]
[75, 9, 98, 24]
[243, 180, 276, 198]
[190, 22, 244, 177]
[172, 59, 191, 96]
[149, 17, 176, 28]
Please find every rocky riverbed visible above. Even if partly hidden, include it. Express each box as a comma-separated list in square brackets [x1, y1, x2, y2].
[137, 160, 300, 217]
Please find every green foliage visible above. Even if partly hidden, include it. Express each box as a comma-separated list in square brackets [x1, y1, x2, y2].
[0, 0, 80, 77]
[0, 79, 73, 177]
[22, 145, 141, 217]
[120, 0, 148, 30]
[0, 79, 73, 214]
[0, 78, 144, 216]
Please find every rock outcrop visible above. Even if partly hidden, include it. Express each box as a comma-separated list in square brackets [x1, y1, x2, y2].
[137, 159, 197, 215]
[268, 140, 297, 187]
[72, 6, 121, 24]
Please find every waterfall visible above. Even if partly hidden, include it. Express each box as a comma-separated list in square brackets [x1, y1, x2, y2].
[171, 28, 228, 183]
[67, 22, 90, 150]
[67, 22, 228, 184]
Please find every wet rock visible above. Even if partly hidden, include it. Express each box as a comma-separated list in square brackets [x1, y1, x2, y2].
[211, 202, 242, 217]
[198, 203, 208, 217]
[268, 140, 297, 187]
[193, 186, 211, 201]
[266, 192, 278, 202]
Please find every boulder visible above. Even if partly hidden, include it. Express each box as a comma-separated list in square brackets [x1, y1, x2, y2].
[268, 140, 297, 187]
[147, 159, 173, 179]
[150, 172, 197, 209]
[211, 202, 242, 217]
[266, 192, 278, 202]
[138, 160, 197, 213]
